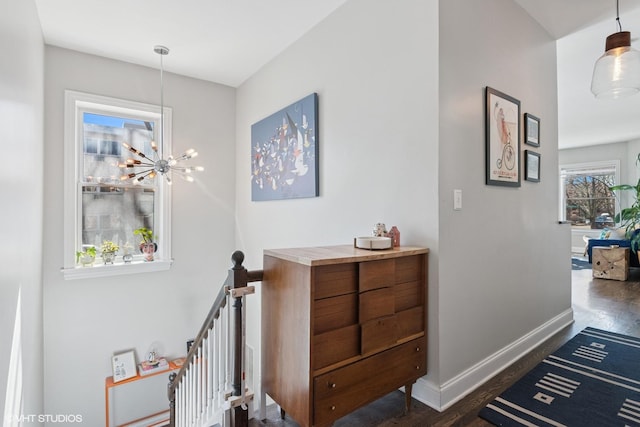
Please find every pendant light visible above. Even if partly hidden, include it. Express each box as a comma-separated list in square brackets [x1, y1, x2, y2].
[591, 0, 640, 99]
[119, 45, 203, 184]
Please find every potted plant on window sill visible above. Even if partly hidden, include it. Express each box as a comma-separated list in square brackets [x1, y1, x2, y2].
[100, 240, 120, 265]
[76, 246, 97, 267]
[134, 227, 157, 262]
[609, 153, 640, 258]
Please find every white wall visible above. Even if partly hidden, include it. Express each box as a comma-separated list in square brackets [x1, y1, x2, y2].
[0, 0, 44, 421]
[42, 47, 236, 426]
[32, 0, 575, 420]
[236, 0, 571, 412]
[235, 0, 439, 409]
[436, 0, 571, 408]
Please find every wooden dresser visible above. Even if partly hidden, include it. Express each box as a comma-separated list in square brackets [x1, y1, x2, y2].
[261, 245, 428, 427]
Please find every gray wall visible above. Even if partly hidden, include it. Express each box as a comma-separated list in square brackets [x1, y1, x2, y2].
[235, 0, 571, 411]
[42, 47, 237, 425]
[0, 0, 44, 421]
[235, 0, 439, 409]
[1, 0, 575, 420]
[436, 0, 571, 406]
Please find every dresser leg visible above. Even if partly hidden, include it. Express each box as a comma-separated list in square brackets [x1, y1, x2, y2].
[404, 383, 414, 414]
[280, 407, 286, 420]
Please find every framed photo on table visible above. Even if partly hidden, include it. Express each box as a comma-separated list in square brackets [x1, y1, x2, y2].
[485, 87, 520, 187]
[525, 150, 540, 182]
[112, 350, 137, 383]
[524, 113, 540, 147]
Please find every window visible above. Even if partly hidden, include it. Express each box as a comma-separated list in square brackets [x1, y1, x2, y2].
[63, 91, 172, 279]
[560, 161, 619, 230]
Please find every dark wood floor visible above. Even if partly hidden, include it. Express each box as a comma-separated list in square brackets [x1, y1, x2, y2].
[250, 261, 640, 427]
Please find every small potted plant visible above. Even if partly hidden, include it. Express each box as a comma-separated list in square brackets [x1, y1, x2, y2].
[134, 227, 157, 262]
[100, 240, 120, 265]
[76, 246, 97, 267]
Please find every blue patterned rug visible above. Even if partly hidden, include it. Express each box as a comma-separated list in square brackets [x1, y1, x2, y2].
[571, 257, 591, 270]
[479, 327, 640, 426]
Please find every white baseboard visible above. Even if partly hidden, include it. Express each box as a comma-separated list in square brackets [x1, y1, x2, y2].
[410, 309, 574, 411]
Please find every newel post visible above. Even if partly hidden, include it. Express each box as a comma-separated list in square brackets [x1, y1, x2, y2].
[167, 372, 176, 426]
[230, 250, 249, 427]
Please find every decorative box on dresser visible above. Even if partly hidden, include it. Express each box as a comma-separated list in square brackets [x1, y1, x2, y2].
[261, 245, 428, 427]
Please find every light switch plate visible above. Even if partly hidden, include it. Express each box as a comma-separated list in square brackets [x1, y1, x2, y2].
[454, 189, 462, 210]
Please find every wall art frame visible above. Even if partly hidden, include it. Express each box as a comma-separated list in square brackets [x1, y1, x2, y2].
[485, 87, 521, 187]
[524, 113, 540, 147]
[111, 350, 137, 383]
[525, 150, 541, 182]
[251, 93, 319, 201]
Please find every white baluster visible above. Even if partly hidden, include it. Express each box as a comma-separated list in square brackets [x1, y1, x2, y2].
[202, 333, 208, 419]
[225, 293, 232, 394]
[214, 311, 222, 410]
[189, 365, 194, 426]
[207, 327, 214, 417]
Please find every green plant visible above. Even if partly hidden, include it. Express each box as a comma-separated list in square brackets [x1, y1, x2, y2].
[100, 240, 120, 253]
[609, 153, 640, 252]
[75, 246, 97, 263]
[134, 227, 155, 244]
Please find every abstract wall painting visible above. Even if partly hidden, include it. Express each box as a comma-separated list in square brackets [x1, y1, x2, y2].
[251, 93, 319, 201]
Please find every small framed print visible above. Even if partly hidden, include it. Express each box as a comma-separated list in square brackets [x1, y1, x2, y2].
[112, 350, 137, 382]
[525, 150, 540, 182]
[524, 113, 540, 147]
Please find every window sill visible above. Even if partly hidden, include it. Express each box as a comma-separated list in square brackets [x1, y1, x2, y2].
[61, 259, 173, 280]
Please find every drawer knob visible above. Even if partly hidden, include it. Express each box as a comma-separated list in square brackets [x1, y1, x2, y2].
[416, 347, 420, 352]
[329, 382, 336, 388]
[331, 405, 336, 411]
[416, 365, 420, 370]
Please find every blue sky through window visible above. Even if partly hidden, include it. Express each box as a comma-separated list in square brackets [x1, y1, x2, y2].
[83, 113, 151, 130]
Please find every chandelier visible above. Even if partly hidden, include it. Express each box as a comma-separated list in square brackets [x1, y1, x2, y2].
[119, 45, 203, 184]
[590, 0, 640, 99]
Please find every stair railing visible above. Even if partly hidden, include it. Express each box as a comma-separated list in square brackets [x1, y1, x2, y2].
[167, 251, 263, 427]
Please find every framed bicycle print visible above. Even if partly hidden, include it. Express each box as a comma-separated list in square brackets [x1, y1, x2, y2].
[524, 113, 540, 147]
[485, 87, 520, 187]
[525, 150, 540, 182]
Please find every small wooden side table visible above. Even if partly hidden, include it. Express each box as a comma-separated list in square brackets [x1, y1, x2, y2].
[592, 246, 630, 281]
[105, 360, 181, 427]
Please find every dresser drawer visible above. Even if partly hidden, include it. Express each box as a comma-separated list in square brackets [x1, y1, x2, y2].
[314, 263, 357, 300]
[314, 294, 358, 335]
[395, 280, 422, 311]
[361, 315, 397, 355]
[359, 287, 394, 324]
[313, 337, 427, 426]
[395, 255, 423, 284]
[359, 259, 395, 292]
[396, 306, 424, 340]
[314, 324, 360, 370]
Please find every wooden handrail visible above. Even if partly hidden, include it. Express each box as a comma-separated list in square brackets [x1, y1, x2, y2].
[167, 250, 263, 427]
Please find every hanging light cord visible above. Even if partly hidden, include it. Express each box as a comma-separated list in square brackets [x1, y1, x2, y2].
[159, 50, 165, 160]
[616, 0, 623, 32]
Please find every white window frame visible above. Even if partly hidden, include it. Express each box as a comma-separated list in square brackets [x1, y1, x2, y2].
[62, 90, 172, 279]
[559, 160, 620, 222]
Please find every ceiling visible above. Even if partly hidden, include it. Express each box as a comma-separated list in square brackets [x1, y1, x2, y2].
[34, 0, 640, 149]
[34, 0, 348, 87]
